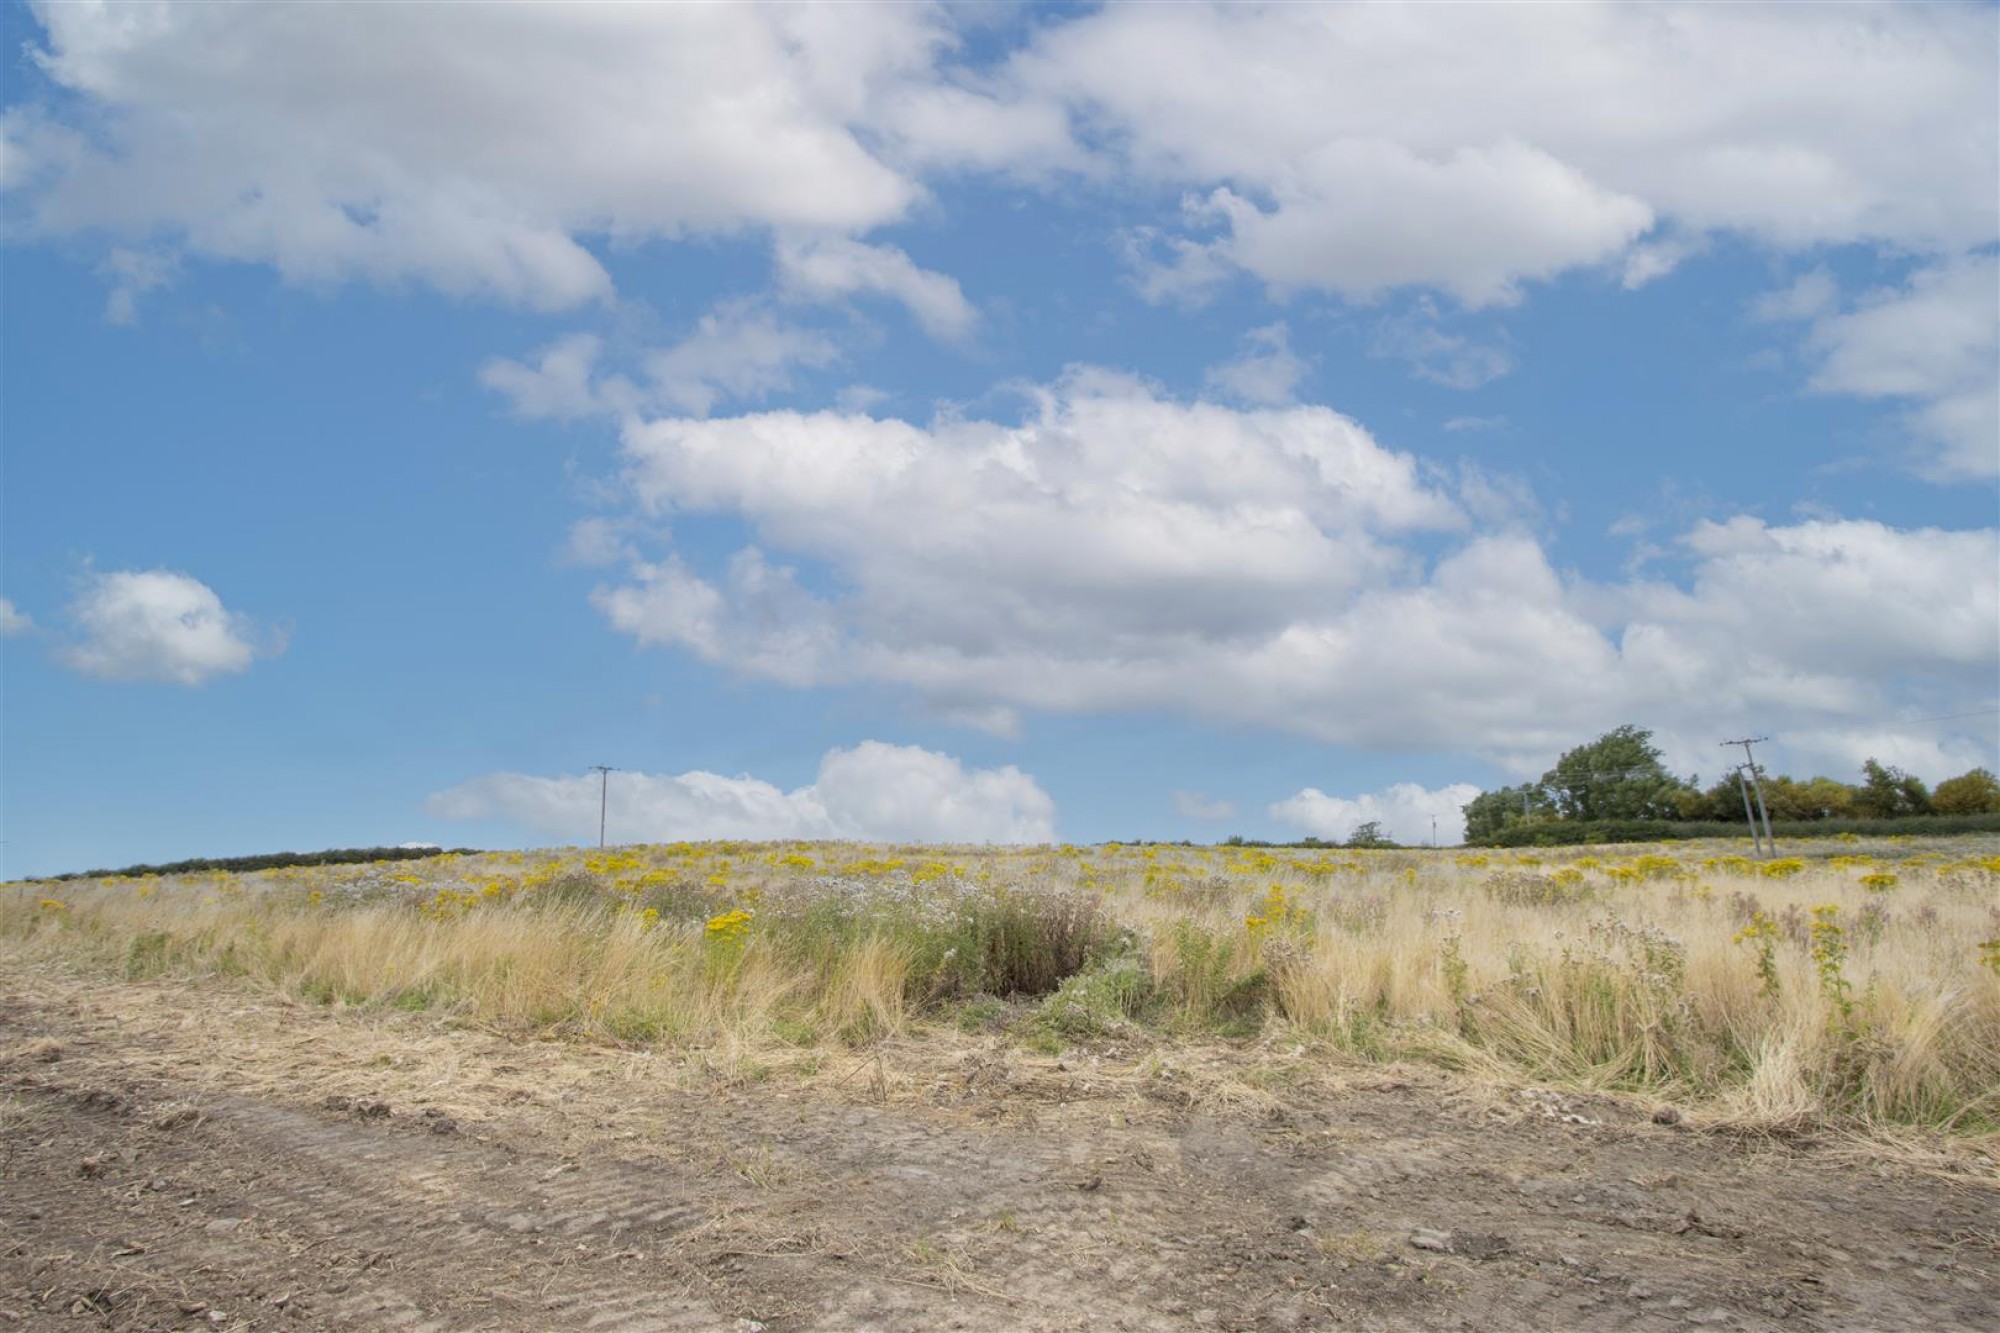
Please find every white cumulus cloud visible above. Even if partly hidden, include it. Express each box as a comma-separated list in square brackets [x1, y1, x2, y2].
[5, 2, 957, 306]
[1192, 139, 1653, 308]
[426, 741, 1056, 844]
[644, 302, 842, 416]
[1800, 255, 1999, 482]
[1271, 782, 1484, 847]
[1014, 3, 1995, 300]
[579, 372, 1994, 781]
[61, 569, 272, 685]
[0, 597, 33, 636]
[10, 2, 1992, 323]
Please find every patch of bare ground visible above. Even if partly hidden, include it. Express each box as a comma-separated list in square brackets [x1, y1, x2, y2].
[1, 962, 1993, 1332]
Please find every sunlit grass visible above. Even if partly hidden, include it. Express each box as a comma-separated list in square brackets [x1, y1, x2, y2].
[5, 836, 1997, 1135]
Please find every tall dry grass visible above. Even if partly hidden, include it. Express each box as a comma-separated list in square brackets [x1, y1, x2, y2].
[6, 838, 1996, 1134]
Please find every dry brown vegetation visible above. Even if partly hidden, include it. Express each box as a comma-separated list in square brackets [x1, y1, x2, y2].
[4, 837, 1998, 1330]
[7, 836, 1998, 1138]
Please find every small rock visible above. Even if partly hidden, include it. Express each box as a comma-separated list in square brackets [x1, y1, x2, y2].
[77, 1157, 107, 1179]
[1409, 1228, 1453, 1253]
[1652, 1105, 1682, 1126]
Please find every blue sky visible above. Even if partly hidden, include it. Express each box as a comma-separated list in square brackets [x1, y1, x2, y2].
[2, 1, 1995, 876]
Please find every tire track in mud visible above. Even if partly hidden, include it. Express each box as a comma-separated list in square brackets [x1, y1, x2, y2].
[213, 1101, 717, 1330]
[5, 976, 1998, 1332]
[3, 1077, 729, 1331]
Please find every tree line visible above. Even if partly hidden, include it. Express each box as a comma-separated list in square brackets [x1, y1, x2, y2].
[47, 844, 478, 882]
[1462, 725, 2000, 846]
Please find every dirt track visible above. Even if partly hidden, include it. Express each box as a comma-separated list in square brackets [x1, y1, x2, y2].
[2, 965, 1994, 1331]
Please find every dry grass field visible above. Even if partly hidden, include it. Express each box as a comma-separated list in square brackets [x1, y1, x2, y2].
[3, 837, 1996, 1329]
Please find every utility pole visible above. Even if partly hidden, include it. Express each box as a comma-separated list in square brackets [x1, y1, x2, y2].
[1733, 766, 1764, 857]
[590, 765, 616, 849]
[1721, 738, 1776, 856]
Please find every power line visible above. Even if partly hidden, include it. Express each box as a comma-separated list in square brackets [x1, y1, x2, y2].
[1891, 707, 2000, 727]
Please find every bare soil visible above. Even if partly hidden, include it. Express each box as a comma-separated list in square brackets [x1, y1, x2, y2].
[2, 963, 1994, 1332]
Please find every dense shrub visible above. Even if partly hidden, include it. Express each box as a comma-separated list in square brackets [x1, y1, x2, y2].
[1474, 813, 2000, 847]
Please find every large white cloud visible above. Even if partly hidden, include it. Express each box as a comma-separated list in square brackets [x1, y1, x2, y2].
[9, 2, 1992, 317]
[427, 741, 1056, 844]
[1011, 2, 1996, 300]
[1271, 782, 1483, 848]
[3, 1, 956, 307]
[61, 569, 273, 685]
[599, 369, 1464, 724]
[585, 375, 1996, 781]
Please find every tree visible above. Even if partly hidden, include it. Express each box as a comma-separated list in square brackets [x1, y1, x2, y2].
[1855, 759, 1932, 818]
[1541, 725, 1692, 822]
[1933, 767, 2000, 815]
[1755, 774, 1858, 821]
[1690, 774, 1750, 822]
[1797, 776, 1859, 820]
[1345, 820, 1396, 849]
[1461, 783, 1556, 842]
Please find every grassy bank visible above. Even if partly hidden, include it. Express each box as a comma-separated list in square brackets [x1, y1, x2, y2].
[7, 837, 1998, 1136]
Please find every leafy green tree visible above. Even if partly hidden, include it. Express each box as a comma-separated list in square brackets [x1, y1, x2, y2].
[1461, 783, 1555, 842]
[1541, 725, 1692, 821]
[1933, 767, 2000, 815]
[1798, 776, 1859, 820]
[1754, 774, 1858, 821]
[1855, 759, 1933, 817]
